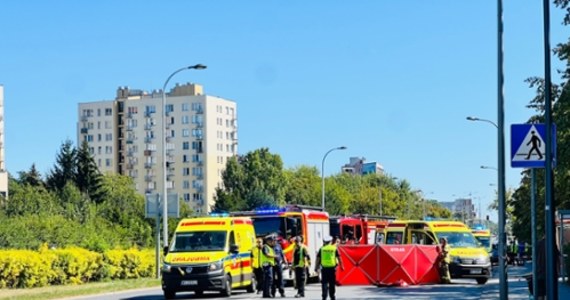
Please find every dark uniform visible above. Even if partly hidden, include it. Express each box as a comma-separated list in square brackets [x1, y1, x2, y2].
[438, 237, 451, 284]
[272, 238, 286, 297]
[292, 236, 311, 298]
[261, 236, 276, 298]
[316, 236, 343, 300]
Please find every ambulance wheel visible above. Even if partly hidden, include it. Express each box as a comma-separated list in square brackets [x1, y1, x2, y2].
[476, 277, 488, 285]
[195, 290, 203, 297]
[246, 276, 255, 293]
[163, 289, 176, 299]
[221, 274, 232, 297]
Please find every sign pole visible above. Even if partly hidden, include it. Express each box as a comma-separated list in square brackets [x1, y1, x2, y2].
[542, 0, 557, 298]
[530, 168, 537, 300]
[155, 194, 161, 279]
[497, 0, 508, 298]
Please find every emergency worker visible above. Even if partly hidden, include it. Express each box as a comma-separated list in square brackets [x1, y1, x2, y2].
[315, 236, 344, 300]
[271, 235, 286, 298]
[250, 238, 264, 294]
[261, 235, 278, 298]
[438, 237, 451, 284]
[293, 235, 311, 298]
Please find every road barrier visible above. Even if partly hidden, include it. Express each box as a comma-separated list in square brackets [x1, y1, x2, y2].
[336, 244, 440, 286]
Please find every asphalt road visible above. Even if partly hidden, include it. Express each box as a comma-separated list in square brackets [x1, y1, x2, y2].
[65, 264, 535, 300]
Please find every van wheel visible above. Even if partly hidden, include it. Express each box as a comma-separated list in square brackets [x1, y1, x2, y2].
[194, 290, 203, 297]
[246, 276, 255, 293]
[163, 289, 176, 299]
[476, 278, 488, 285]
[221, 274, 232, 297]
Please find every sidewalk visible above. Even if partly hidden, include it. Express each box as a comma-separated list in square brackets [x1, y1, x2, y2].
[481, 274, 570, 299]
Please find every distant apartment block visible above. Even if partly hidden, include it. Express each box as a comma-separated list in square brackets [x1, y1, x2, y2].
[0, 85, 7, 198]
[77, 83, 237, 214]
[440, 198, 476, 223]
[341, 157, 384, 175]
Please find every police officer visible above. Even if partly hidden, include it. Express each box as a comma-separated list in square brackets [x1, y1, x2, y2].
[261, 235, 278, 298]
[251, 238, 264, 294]
[271, 235, 286, 298]
[315, 236, 344, 300]
[438, 237, 451, 284]
[293, 235, 311, 298]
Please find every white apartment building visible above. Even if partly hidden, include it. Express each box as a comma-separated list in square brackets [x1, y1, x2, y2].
[0, 85, 7, 198]
[77, 83, 237, 213]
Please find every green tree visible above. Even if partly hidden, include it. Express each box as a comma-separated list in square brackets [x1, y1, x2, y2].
[76, 140, 105, 203]
[46, 140, 77, 192]
[17, 164, 44, 187]
[214, 148, 286, 210]
[283, 165, 321, 206]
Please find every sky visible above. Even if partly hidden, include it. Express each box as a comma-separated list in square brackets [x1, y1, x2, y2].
[1, 1, 567, 222]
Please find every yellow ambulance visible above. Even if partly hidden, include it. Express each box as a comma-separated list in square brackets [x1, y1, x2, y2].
[405, 220, 492, 284]
[161, 216, 256, 299]
[471, 228, 492, 253]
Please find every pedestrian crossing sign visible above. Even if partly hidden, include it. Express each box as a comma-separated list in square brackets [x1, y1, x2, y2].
[510, 123, 556, 168]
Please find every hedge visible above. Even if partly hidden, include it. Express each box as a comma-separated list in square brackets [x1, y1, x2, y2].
[0, 246, 155, 288]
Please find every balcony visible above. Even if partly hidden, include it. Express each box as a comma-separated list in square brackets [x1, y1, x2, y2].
[81, 115, 89, 121]
[194, 122, 203, 128]
[196, 160, 203, 166]
[195, 108, 204, 114]
[144, 162, 155, 169]
[196, 174, 203, 180]
[144, 124, 154, 130]
[80, 128, 88, 134]
[144, 137, 154, 143]
[144, 111, 154, 117]
[145, 175, 155, 182]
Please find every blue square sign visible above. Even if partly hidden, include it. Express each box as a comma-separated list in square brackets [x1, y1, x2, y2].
[510, 123, 556, 168]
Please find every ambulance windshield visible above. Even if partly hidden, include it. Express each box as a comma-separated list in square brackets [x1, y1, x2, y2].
[436, 232, 479, 248]
[170, 231, 227, 252]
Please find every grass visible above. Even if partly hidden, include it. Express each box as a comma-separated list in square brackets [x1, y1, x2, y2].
[0, 278, 161, 300]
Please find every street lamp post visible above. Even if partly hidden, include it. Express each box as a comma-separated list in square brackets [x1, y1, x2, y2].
[321, 146, 347, 211]
[161, 64, 206, 248]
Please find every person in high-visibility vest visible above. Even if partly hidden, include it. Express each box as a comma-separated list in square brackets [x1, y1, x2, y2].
[292, 235, 311, 298]
[261, 235, 278, 298]
[250, 238, 264, 294]
[315, 236, 344, 300]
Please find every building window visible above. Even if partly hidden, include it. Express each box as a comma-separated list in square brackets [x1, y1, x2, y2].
[183, 154, 189, 163]
[105, 159, 111, 167]
[97, 134, 102, 142]
[184, 193, 190, 201]
[105, 108, 112, 116]
[146, 105, 156, 114]
[183, 168, 190, 176]
[105, 133, 112, 141]
[182, 115, 189, 124]
[182, 103, 190, 111]
[182, 129, 190, 137]
[183, 180, 190, 189]
[183, 142, 189, 150]
[165, 104, 174, 114]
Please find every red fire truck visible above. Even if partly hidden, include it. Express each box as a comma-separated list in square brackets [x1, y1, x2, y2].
[230, 205, 329, 283]
[329, 214, 395, 245]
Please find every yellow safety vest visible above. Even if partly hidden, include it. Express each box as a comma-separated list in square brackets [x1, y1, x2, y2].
[251, 246, 263, 268]
[261, 245, 275, 267]
[320, 244, 337, 268]
[295, 245, 307, 268]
